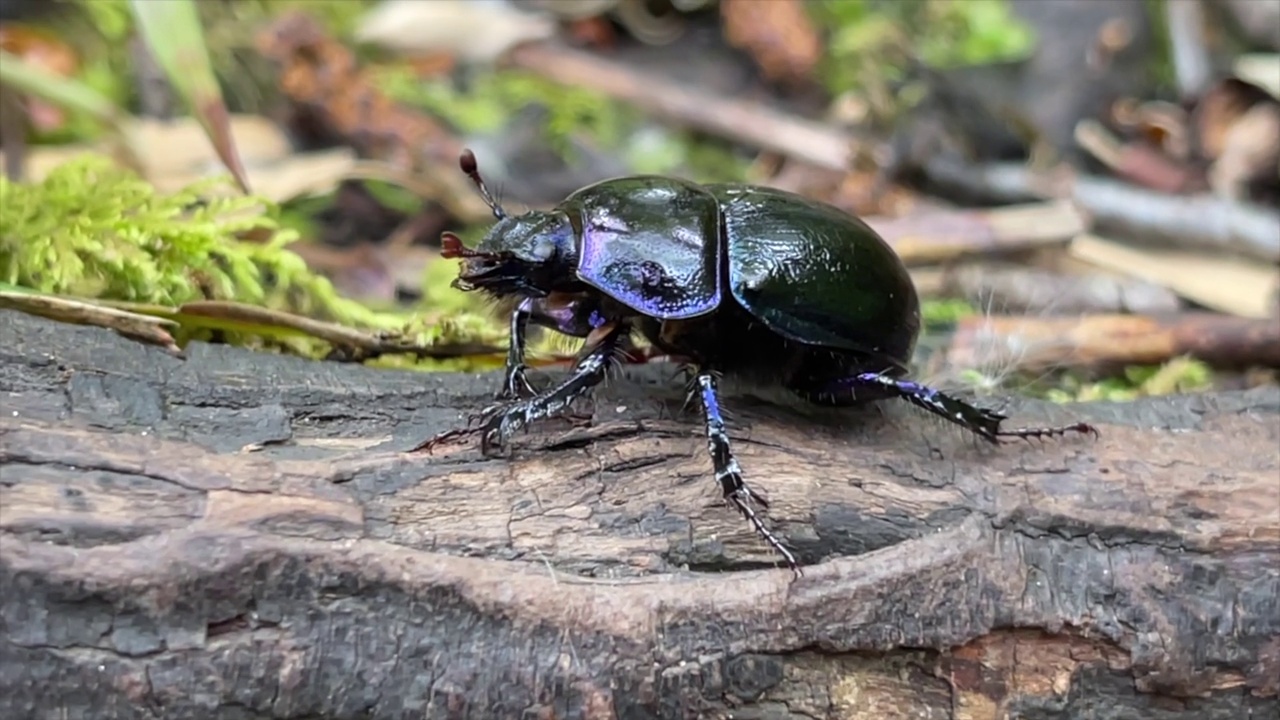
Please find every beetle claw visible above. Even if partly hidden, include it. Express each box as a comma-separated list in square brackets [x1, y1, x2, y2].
[496, 364, 537, 401]
[478, 404, 530, 456]
[412, 398, 523, 455]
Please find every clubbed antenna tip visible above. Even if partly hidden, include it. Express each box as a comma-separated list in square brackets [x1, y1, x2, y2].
[459, 149, 478, 176]
[458, 148, 505, 220]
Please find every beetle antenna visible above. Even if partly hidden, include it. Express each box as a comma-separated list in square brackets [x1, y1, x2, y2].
[459, 149, 506, 220]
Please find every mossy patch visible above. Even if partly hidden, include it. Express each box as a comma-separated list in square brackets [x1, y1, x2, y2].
[0, 154, 505, 368]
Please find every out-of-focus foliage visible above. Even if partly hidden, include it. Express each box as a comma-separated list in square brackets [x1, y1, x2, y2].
[376, 64, 751, 184]
[75, 0, 133, 39]
[128, 0, 251, 192]
[952, 352, 1215, 403]
[0, 13, 132, 147]
[55, 0, 378, 122]
[23, 1, 134, 144]
[0, 47, 132, 147]
[193, 0, 381, 112]
[211, 0, 378, 40]
[809, 0, 1036, 95]
[377, 67, 634, 158]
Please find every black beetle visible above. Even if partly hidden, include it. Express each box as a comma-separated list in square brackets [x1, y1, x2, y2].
[420, 150, 1097, 575]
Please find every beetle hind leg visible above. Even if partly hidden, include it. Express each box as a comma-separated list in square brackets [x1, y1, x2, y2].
[695, 371, 801, 577]
[838, 372, 1100, 444]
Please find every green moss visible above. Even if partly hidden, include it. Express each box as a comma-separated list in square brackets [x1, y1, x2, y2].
[1044, 356, 1214, 403]
[5, 156, 323, 313]
[921, 298, 979, 327]
[0, 154, 506, 366]
[948, 357, 1216, 404]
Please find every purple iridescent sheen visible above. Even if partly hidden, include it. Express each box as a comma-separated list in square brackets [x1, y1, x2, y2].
[570, 176, 723, 320]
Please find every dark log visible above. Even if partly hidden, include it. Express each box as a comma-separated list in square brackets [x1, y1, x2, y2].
[1, 309, 1277, 720]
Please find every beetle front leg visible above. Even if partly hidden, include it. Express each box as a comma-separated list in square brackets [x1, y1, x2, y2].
[843, 373, 1099, 443]
[477, 321, 627, 455]
[497, 298, 537, 401]
[694, 371, 801, 577]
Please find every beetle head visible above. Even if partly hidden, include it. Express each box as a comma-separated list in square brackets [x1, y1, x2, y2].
[441, 150, 576, 298]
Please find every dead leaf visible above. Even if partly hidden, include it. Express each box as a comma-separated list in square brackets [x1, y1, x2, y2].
[1195, 78, 1274, 161]
[720, 0, 822, 86]
[1234, 54, 1280, 99]
[1074, 118, 1200, 194]
[1209, 101, 1280, 200]
[354, 0, 556, 64]
[2, 114, 357, 204]
[0, 23, 78, 132]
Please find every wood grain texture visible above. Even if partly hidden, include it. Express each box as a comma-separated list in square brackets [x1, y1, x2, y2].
[1, 309, 1277, 720]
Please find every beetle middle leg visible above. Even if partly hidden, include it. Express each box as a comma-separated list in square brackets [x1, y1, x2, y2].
[694, 371, 801, 576]
[815, 372, 1099, 444]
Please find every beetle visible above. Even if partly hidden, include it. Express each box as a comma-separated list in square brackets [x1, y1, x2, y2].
[419, 149, 1098, 575]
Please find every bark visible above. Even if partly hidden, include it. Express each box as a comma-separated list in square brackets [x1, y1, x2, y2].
[1, 309, 1278, 720]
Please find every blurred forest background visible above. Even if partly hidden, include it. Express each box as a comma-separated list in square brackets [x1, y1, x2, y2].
[1, 0, 1277, 404]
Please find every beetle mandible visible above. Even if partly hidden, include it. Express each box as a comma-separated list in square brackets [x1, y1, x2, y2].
[418, 149, 1098, 576]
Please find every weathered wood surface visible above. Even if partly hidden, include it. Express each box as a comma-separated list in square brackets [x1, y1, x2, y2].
[1, 309, 1278, 720]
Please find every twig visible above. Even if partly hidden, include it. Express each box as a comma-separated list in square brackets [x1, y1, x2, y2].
[867, 200, 1086, 265]
[172, 301, 504, 361]
[1165, 0, 1213, 100]
[922, 157, 1280, 262]
[940, 311, 1280, 374]
[1073, 119, 1199, 193]
[940, 263, 1182, 316]
[0, 88, 26, 181]
[0, 291, 181, 354]
[0, 292, 505, 362]
[506, 42, 860, 173]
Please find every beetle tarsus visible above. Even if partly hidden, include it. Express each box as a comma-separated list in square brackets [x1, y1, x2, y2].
[696, 372, 802, 577]
[992, 421, 1101, 442]
[409, 399, 516, 454]
[848, 372, 1100, 444]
